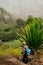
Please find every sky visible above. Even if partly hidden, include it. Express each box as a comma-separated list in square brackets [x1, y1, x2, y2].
[0, 0, 43, 19]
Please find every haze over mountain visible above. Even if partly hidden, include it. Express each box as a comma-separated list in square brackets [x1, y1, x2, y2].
[0, 7, 15, 24]
[0, 0, 43, 19]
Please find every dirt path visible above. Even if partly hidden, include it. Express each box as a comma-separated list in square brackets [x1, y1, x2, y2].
[5, 57, 27, 65]
[0, 57, 26, 65]
[0, 57, 43, 65]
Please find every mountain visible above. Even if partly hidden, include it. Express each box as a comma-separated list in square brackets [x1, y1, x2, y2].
[0, 7, 15, 24]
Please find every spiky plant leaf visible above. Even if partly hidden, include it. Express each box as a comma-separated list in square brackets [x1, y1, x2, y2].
[19, 21, 43, 54]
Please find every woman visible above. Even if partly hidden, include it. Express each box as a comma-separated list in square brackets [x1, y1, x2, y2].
[22, 42, 31, 64]
[22, 42, 28, 64]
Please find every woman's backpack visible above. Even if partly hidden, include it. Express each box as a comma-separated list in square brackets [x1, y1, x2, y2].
[25, 48, 31, 56]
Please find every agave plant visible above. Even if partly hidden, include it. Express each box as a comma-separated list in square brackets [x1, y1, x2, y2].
[19, 21, 43, 54]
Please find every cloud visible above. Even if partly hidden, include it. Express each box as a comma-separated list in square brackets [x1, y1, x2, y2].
[0, 0, 43, 18]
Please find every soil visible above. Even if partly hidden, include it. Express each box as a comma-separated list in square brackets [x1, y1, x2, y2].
[0, 56, 43, 65]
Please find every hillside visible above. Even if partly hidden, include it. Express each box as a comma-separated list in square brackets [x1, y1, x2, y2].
[0, 7, 15, 24]
[0, 7, 17, 42]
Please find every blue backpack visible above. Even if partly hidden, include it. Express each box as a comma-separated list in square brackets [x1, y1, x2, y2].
[25, 48, 31, 56]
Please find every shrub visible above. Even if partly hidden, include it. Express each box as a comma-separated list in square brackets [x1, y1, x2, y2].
[26, 15, 43, 25]
[16, 18, 25, 28]
[0, 47, 22, 57]
[19, 21, 43, 54]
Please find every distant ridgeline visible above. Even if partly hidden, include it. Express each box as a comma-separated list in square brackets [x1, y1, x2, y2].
[0, 7, 14, 24]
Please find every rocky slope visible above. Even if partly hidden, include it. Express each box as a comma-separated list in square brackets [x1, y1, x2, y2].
[0, 7, 15, 24]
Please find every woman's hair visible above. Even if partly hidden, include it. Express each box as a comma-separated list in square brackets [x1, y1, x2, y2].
[23, 42, 27, 45]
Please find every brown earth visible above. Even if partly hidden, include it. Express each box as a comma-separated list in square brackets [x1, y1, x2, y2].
[0, 56, 43, 65]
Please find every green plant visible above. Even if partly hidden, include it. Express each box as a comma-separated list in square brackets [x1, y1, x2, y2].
[19, 21, 43, 54]
[0, 40, 22, 57]
[26, 15, 43, 27]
